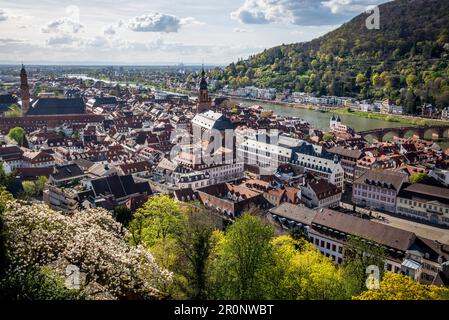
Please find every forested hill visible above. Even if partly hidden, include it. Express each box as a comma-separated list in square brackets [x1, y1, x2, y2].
[210, 0, 449, 113]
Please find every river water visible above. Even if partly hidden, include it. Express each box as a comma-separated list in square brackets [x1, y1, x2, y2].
[234, 99, 449, 149]
[234, 99, 405, 132]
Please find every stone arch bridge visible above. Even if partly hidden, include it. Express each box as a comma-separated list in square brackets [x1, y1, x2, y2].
[358, 125, 449, 142]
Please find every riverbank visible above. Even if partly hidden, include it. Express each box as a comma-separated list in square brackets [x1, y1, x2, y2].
[234, 97, 449, 127]
[325, 108, 449, 127]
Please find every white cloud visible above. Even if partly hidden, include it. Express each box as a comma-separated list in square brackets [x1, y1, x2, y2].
[233, 28, 247, 33]
[0, 9, 8, 22]
[0, 38, 25, 45]
[103, 25, 117, 36]
[46, 34, 77, 47]
[231, 0, 387, 26]
[128, 12, 202, 33]
[42, 17, 84, 34]
[65, 5, 80, 22]
[180, 17, 204, 27]
[103, 20, 126, 37]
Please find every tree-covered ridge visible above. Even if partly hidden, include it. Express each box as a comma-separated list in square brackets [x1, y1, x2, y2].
[211, 0, 449, 113]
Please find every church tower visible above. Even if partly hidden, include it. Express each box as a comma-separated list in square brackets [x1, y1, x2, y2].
[197, 66, 212, 113]
[20, 64, 30, 116]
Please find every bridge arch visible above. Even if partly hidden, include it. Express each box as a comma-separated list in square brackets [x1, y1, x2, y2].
[441, 128, 449, 139]
[402, 129, 422, 139]
[423, 128, 441, 140]
[363, 133, 382, 143]
[381, 130, 401, 142]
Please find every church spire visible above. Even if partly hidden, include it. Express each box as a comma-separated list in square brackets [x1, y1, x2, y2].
[199, 64, 208, 90]
[20, 64, 30, 116]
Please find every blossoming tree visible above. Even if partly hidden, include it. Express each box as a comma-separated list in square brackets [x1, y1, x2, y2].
[2, 201, 172, 300]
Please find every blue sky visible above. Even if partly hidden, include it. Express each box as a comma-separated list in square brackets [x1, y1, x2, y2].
[0, 0, 389, 65]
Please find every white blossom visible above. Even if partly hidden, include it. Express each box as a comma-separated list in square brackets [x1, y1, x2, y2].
[3, 201, 172, 299]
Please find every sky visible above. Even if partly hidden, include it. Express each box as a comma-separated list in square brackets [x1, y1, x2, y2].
[0, 0, 389, 65]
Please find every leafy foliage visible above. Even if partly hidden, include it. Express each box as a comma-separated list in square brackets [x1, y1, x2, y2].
[172, 203, 220, 299]
[20, 176, 47, 199]
[409, 173, 429, 184]
[8, 127, 27, 147]
[209, 213, 275, 300]
[353, 272, 449, 300]
[0, 267, 86, 300]
[5, 104, 22, 118]
[267, 236, 348, 300]
[129, 194, 182, 246]
[114, 205, 133, 228]
[342, 235, 387, 297]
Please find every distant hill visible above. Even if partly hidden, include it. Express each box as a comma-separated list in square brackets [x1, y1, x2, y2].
[211, 0, 449, 113]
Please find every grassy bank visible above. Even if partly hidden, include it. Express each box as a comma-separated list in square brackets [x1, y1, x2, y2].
[322, 108, 449, 127]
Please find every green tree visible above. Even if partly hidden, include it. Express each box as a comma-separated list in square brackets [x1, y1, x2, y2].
[406, 74, 418, 88]
[21, 181, 37, 198]
[267, 236, 347, 300]
[5, 104, 22, 118]
[323, 132, 334, 142]
[20, 176, 47, 199]
[173, 203, 220, 300]
[0, 163, 15, 190]
[356, 73, 367, 85]
[128, 195, 182, 246]
[114, 205, 133, 228]
[8, 127, 27, 147]
[342, 235, 387, 297]
[210, 214, 275, 300]
[35, 176, 48, 196]
[409, 173, 429, 184]
[0, 267, 87, 300]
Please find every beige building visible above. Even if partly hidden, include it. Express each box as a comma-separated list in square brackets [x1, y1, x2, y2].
[353, 170, 407, 213]
[396, 183, 449, 227]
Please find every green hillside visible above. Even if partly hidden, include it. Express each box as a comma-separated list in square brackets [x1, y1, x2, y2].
[211, 0, 449, 113]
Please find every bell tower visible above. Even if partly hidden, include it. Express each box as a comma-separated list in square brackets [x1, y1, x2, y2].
[20, 64, 30, 116]
[197, 65, 211, 113]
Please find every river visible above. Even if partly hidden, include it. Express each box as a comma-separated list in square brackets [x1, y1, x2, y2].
[234, 99, 449, 149]
[234, 99, 406, 132]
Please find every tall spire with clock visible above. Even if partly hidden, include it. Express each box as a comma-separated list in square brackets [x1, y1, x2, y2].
[197, 65, 211, 113]
[20, 64, 30, 116]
